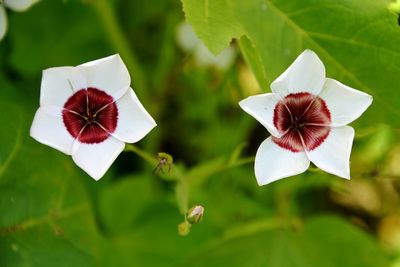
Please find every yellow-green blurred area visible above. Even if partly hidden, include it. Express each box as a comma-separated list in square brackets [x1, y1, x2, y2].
[1, 0, 400, 266]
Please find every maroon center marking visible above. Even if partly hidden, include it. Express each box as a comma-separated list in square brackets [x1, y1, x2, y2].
[272, 92, 331, 152]
[62, 87, 118, 144]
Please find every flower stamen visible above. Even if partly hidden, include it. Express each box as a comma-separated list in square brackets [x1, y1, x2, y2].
[272, 92, 331, 152]
[62, 88, 118, 144]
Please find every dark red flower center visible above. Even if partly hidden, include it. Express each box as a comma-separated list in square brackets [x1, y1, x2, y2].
[272, 92, 331, 152]
[62, 88, 118, 144]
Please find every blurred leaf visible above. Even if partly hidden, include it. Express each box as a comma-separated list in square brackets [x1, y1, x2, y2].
[228, 142, 247, 164]
[99, 201, 213, 267]
[186, 157, 225, 187]
[356, 124, 394, 165]
[0, 226, 94, 267]
[98, 176, 156, 233]
[179, 215, 389, 267]
[182, 0, 400, 125]
[8, 0, 108, 78]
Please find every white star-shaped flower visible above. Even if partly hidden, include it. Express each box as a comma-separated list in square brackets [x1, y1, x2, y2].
[239, 50, 373, 185]
[0, 0, 39, 40]
[30, 54, 157, 180]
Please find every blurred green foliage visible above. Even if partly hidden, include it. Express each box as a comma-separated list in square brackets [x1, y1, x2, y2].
[0, 0, 400, 266]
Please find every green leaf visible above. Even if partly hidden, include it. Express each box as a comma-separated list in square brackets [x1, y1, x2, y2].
[356, 124, 394, 164]
[0, 103, 23, 180]
[181, 0, 400, 124]
[0, 95, 100, 266]
[99, 201, 213, 267]
[98, 176, 157, 233]
[0, 146, 100, 266]
[182, 0, 245, 54]
[186, 157, 225, 187]
[8, 0, 108, 78]
[0, 226, 94, 267]
[238, 36, 269, 91]
[179, 215, 389, 267]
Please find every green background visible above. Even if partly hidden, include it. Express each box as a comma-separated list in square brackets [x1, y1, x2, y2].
[1, 0, 400, 266]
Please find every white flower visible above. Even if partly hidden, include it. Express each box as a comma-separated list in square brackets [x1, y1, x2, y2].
[176, 22, 236, 70]
[0, 0, 39, 41]
[30, 54, 157, 180]
[239, 50, 372, 186]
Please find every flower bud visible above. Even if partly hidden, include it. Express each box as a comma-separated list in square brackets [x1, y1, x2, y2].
[178, 221, 191, 236]
[186, 205, 204, 225]
[153, 152, 174, 175]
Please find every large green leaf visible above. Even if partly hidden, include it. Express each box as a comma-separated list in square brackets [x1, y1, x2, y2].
[98, 186, 214, 267]
[179, 216, 389, 267]
[98, 175, 159, 234]
[0, 225, 95, 267]
[0, 103, 23, 181]
[0, 96, 101, 266]
[181, 0, 400, 125]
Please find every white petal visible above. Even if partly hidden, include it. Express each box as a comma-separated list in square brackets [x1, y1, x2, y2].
[4, 0, 38, 12]
[0, 6, 7, 41]
[308, 126, 355, 179]
[30, 106, 75, 155]
[239, 93, 282, 137]
[255, 137, 310, 186]
[40, 67, 86, 107]
[77, 54, 130, 100]
[271, 49, 325, 98]
[319, 78, 373, 126]
[112, 88, 156, 143]
[72, 137, 125, 180]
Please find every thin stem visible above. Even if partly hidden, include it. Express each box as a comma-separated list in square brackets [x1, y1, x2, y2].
[124, 144, 188, 214]
[124, 144, 158, 166]
[218, 157, 254, 172]
[90, 0, 148, 99]
[124, 144, 254, 215]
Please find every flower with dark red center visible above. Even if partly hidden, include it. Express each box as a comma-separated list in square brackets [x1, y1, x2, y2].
[239, 50, 372, 185]
[62, 88, 118, 144]
[272, 92, 331, 152]
[30, 55, 157, 180]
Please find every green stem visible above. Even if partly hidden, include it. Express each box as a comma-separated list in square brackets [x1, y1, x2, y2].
[124, 145, 253, 215]
[90, 0, 148, 98]
[124, 144, 158, 166]
[124, 144, 188, 214]
[186, 156, 254, 187]
[175, 179, 189, 214]
[221, 157, 254, 172]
